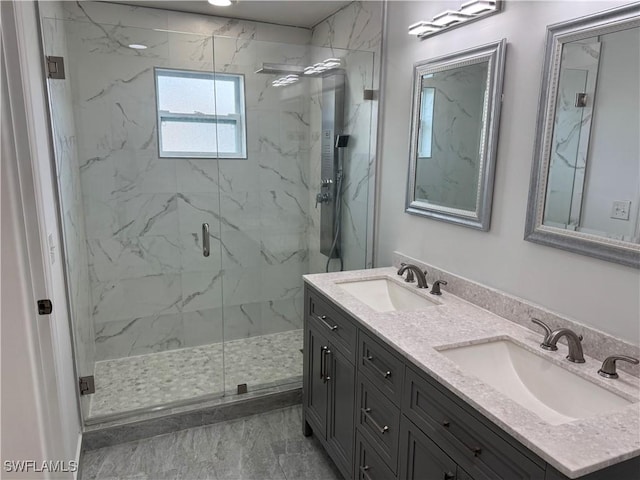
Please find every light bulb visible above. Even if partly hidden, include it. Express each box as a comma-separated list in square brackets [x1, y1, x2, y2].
[207, 0, 232, 7]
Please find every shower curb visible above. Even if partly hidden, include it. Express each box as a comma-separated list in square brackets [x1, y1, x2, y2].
[81, 387, 302, 451]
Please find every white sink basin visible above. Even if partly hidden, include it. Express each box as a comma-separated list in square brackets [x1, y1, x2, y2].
[337, 278, 440, 312]
[440, 339, 634, 425]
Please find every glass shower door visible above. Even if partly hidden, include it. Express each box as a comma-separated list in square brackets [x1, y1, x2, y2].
[41, 14, 227, 421]
[213, 37, 375, 396]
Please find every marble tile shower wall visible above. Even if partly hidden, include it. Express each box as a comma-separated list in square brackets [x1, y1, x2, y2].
[42, 1, 314, 361]
[41, 2, 95, 413]
[309, 2, 383, 273]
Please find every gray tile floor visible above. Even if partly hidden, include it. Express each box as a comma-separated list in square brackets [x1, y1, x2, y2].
[80, 405, 342, 480]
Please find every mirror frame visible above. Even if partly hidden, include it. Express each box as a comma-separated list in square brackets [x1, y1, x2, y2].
[406, 39, 507, 231]
[524, 4, 640, 268]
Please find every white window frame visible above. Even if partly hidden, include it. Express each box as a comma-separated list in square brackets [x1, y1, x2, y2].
[154, 67, 247, 159]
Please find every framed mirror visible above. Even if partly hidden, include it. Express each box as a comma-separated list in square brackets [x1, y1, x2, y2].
[525, 4, 640, 268]
[406, 39, 506, 230]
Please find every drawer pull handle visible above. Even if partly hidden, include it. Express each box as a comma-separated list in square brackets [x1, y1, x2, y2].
[317, 315, 338, 331]
[444, 472, 455, 480]
[361, 408, 389, 434]
[441, 419, 482, 457]
[319, 346, 327, 380]
[359, 465, 373, 480]
[364, 355, 392, 379]
[322, 347, 331, 382]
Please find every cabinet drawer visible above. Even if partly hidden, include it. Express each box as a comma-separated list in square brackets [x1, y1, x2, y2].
[358, 331, 404, 405]
[308, 290, 356, 360]
[356, 432, 397, 480]
[357, 374, 401, 473]
[404, 366, 545, 480]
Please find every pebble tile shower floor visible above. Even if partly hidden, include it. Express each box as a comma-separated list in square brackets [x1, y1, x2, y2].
[90, 330, 303, 418]
[80, 405, 341, 480]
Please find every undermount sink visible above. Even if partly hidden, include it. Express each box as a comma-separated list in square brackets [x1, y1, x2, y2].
[337, 278, 440, 312]
[440, 339, 634, 425]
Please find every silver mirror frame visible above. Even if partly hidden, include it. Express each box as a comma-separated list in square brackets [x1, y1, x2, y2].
[524, 4, 640, 268]
[406, 39, 507, 231]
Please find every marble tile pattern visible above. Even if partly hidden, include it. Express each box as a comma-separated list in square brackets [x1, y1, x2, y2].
[42, 1, 317, 362]
[544, 42, 600, 228]
[80, 405, 341, 480]
[90, 329, 302, 418]
[393, 251, 640, 377]
[304, 266, 640, 478]
[308, 1, 383, 273]
[414, 63, 488, 212]
[41, 6, 96, 415]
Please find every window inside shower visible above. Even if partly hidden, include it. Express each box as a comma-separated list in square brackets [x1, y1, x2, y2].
[40, 4, 375, 424]
[155, 68, 247, 159]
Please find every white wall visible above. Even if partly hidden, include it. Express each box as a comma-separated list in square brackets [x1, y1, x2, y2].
[376, 1, 640, 344]
[2, 0, 81, 475]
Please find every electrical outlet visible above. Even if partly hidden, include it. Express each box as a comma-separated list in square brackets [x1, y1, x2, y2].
[611, 201, 631, 220]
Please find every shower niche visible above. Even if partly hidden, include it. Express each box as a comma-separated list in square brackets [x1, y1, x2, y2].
[39, 1, 376, 423]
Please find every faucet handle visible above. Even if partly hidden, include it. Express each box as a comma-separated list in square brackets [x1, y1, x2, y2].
[531, 318, 555, 349]
[430, 280, 447, 296]
[598, 355, 640, 379]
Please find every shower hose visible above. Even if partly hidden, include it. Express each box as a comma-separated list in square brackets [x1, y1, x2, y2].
[326, 170, 344, 273]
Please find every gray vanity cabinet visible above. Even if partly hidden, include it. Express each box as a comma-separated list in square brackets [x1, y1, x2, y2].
[400, 416, 472, 480]
[303, 285, 639, 480]
[404, 366, 545, 480]
[303, 286, 357, 480]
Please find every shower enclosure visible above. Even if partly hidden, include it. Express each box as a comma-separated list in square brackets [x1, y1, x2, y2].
[40, 5, 375, 423]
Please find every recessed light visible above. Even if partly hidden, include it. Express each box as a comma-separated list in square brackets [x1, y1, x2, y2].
[128, 44, 148, 50]
[208, 0, 232, 6]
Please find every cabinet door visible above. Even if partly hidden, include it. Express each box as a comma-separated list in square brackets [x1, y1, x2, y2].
[305, 321, 329, 438]
[327, 345, 356, 479]
[400, 417, 459, 480]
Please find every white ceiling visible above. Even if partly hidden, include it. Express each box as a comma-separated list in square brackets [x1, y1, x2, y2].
[103, 1, 353, 29]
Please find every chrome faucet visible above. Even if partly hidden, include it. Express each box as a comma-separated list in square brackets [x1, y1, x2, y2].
[397, 263, 428, 288]
[598, 355, 639, 379]
[531, 319, 585, 363]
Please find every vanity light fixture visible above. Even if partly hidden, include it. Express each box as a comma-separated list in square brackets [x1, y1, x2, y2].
[460, 0, 497, 14]
[409, 0, 502, 39]
[431, 10, 474, 27]
[272, 74, 299, 87]
[128, 44, 148, 49]
[408, 21, 443, 36]
[302, 58, 342, 75]
[207, 0, 232, 6]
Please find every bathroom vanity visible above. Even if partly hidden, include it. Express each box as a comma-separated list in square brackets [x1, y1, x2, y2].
[302, 268, 640, 480]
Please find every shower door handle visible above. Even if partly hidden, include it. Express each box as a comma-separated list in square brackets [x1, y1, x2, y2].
[202, 223, 210, 257]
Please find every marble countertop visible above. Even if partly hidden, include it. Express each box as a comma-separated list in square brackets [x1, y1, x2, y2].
[304, 268, 640, 479]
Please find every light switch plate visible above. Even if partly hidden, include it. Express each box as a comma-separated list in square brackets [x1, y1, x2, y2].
[611, 200, 631, 220]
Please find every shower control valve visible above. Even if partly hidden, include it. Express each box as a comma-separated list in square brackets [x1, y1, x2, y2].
[315, 191, 332, 208]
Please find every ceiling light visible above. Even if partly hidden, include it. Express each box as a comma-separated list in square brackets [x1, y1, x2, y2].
[460, 0, 496, 15]
[128, 44, 148, 49]
[207, 0, 232, 6]
[431, 10, 474, 27]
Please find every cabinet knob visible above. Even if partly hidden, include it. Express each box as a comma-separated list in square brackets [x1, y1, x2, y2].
[444, 472, 455, 480]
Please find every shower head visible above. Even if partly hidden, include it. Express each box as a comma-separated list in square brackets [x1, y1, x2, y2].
[255, 63, 305, 75]
[255, 62, 344, 77]
[335, 135, 349, 148]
